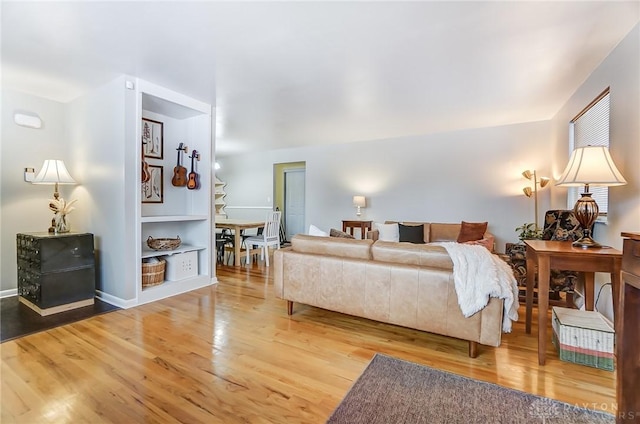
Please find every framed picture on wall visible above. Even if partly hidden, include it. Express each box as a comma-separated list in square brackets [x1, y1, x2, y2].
[142, 118, 163, 159]
[142, 165, 163, 203]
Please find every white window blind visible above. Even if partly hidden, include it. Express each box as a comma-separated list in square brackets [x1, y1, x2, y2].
[568, 90, 610, 214]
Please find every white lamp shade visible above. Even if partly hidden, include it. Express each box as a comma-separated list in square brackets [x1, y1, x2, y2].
[32, 160, 76, 184]
[353, 196, 366, 208]
[556, 146, 626, 187]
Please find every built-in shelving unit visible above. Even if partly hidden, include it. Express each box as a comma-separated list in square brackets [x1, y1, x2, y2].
[135, 79, 213, 305]
[215, 177, 227, 219]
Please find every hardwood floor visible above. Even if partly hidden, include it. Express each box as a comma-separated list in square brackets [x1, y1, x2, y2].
[1, 262, 616, 423]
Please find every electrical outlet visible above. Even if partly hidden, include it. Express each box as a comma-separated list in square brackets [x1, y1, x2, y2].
[24, 167, 35, 182]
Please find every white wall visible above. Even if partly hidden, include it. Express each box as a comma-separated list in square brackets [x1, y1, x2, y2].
[0, 90, 70, 293]
[218, 120, 553, 252]
[66, 76, 136, 301]
[550, 23, 640, 319]
[0, 80, 137, 301]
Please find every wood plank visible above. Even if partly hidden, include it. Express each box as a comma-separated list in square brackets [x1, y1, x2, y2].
[0, 262, 616, 423]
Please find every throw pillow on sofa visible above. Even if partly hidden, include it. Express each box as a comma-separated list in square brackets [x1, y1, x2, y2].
[329, 228, 355, 239]
[374, 222, 399, 242]
[398, 223, 425, 244]
[457, 221, 488, 243]
[308, 224, 329, 237]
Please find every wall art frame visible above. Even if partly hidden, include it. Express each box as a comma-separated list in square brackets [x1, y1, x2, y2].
[142, 118, 163, 159]
[142, 165, 163, 203]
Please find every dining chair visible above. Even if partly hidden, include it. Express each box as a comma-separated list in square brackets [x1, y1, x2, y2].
[244, 211, 281, 266]
[215, 228, 235, 265]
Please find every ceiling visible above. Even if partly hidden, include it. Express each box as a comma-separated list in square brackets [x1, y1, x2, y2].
[2, 1, 639, 156]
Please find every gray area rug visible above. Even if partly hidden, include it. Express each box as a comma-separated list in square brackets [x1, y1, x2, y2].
[327, 353, 614, 424]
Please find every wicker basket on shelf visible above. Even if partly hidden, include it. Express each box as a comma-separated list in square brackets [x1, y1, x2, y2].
[141, 259, 166, 288]
[147, 236, 181, 251]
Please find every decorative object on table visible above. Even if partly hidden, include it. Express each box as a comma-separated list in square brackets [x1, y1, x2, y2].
[146, 235, 181, 250]
[556, 146, 626, 248]
[171, 142, 188, 187]
[48, 197, 77, 233]
[352, 195, 366, 217]
[142, 164, 163, 203]
[31, 159, 77, 233]
[187, 149, 201, 190]
[515, 222, 542, 241]
[141, 257, 166, 288]
[142, 118, 163, 159]
[521, 169, 549, 230]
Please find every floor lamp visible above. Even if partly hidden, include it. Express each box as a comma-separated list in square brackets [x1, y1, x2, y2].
[556, 146, 626, 248]
[522, 170, 549, 231]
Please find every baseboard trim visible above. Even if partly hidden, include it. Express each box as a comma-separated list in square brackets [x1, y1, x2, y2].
[0, 289, 18, 299]
[95, 291, 137, 309]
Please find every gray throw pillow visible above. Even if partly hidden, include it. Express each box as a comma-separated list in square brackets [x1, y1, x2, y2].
[399, 224, 425, 244]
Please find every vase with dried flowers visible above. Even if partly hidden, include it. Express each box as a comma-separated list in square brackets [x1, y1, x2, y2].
[49, 198, 77, 233]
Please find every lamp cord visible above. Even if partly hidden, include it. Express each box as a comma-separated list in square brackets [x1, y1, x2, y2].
[594, 282, 612, 313]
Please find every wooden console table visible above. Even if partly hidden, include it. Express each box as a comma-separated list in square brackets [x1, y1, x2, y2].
[524, 240, 622, 365]
[617, 232, 640, 423]
[342, 220, 372, 239]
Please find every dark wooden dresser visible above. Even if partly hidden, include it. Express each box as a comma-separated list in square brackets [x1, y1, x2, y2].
[17, 232, 96, 316]
[617, 232, 640, 422]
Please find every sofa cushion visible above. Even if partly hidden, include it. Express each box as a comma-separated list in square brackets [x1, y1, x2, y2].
[457, 221, 488, 243]
[430, 223, 463, 242]
[291, 234, 372, 260]
[400, 222, 431, 243]
[371, 241, 453, 270]
[330, 228, 355, 239]
[398, 223, 425, 244]
[374, 222, 400, 242]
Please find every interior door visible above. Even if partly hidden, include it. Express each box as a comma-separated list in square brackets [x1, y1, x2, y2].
[284, 169, 305, 241]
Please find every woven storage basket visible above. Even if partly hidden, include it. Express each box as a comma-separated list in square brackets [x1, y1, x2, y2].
[142, 259, 166, 288]
[147, 236, 181, 251]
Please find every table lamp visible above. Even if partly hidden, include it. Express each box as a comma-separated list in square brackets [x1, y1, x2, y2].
[556, 146, 626, 248]
[353, 196, 366, 217]
[32, 160, 77, 232]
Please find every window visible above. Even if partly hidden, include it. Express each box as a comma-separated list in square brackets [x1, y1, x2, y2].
[568, 88, 610, 215]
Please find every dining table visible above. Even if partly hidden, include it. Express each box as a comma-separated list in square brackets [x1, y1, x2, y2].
[216, 218, 265, 266]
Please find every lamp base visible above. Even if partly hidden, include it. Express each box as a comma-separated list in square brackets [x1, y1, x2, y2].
[572, 191, 601, 249]
[572, 235, 601, 249]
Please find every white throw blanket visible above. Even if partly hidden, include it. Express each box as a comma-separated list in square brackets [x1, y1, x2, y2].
[435, 242, 519, 332]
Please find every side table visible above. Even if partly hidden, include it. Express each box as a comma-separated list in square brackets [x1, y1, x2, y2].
[17, 232, 96, 315]
[342, 220, 372, 239]
[524, 240, 622, 365]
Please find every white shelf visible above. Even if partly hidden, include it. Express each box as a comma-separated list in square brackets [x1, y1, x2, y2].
[214, 177, 227, 218]
[139, 275, 213, 304]
[141, 215, 208, 223]
[141, 243, 206, 259]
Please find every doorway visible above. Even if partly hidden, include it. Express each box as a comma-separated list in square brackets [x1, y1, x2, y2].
[274, 162, 306, 243]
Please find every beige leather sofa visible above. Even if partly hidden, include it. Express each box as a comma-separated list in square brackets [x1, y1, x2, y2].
[273, 223, 504, 358]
